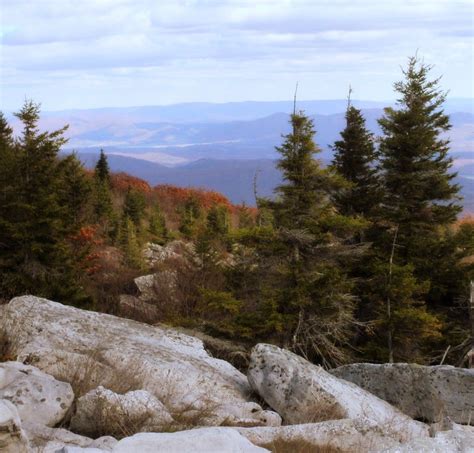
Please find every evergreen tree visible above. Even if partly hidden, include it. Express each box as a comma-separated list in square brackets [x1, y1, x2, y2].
[378, 56, 462, 266]
[332, 102, 381, 217]
[57, 153, 92, 231]
[95, 149, 110, 184]
[93, 151, 113, 222]
[179, 197, 201, 238]
[148, 204, 168, 244]
[206, 204, 229, 237]
[117, 216, 142, 269]
[260, 111, 362, 365]
[123, 186, 146, 228]
[0, 102, 87, 303]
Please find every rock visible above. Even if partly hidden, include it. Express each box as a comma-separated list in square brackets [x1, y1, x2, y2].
[25, 421, 117, 452]
[0, 399, 29, 453]
[381, 423, 474, 452]
[237, 419, 405, 452]
[1, 296, 275, 428]
[247, 344, 428, 438]
[238, 420, 474, 453]
[0, 361, 74, 427]
[331, 363, 474, 424]
[143, 242, 180, 267]
[112, 428, 269, 453]
[70, 386, 174, 437]
[118, 294, 159, 321]
[205, 403, 281, 428]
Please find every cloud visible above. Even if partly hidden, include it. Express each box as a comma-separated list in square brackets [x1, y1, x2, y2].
[1, 0, 472, 110]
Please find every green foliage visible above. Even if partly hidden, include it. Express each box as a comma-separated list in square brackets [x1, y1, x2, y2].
[206, 204, 229, 236]
[179, 197, 202, 238]
[93, 151, 113, 222]
[332, 104, 381, 217]
[123, 186, 146, 228]
[148, 204, 168, 244]
[378, 56, 462, 260]
[117, 216, 143, 269]
[0, 101, 88, 304]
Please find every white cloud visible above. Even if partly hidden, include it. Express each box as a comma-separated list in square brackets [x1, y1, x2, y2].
[1, 0, 472, 110]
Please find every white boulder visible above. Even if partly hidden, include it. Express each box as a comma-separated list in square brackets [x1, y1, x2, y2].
[0, 399, 29, 453]
[331, 363, 474, 425]
[70, 386, 173, 437]
[0, 361, 74, 427]
[0, 296, 275, 428]
[112, 428, 269, 453]
[247, 344, 428, 438]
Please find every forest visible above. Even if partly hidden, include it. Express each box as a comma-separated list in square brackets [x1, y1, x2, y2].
[1, 56, 473, 368]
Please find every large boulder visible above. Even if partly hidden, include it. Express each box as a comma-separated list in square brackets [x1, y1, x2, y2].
[382, 423, 474, 453]
[0, 296, 277, 428]
[0, 361, 74, 427]
[112, 428, 269, 453]
[331, 363, 474, 424]
[247, 344, 428, 438]
[0, 399, 29, 453]
[237, 421, 474, 453]
[70, 386, 173, 437]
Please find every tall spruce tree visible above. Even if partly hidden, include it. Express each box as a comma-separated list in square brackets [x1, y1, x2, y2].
[0, 102, 87, 303]
[378, 56, 461, 265]
[332, 100, 381, 218]
[93, 150, 113, 222]
[264, 111, 362, 366]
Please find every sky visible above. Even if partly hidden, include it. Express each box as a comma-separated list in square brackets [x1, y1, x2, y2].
[1, 0, 473, 111]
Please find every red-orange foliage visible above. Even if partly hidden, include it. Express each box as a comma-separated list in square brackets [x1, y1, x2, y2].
[111, 173, 152, 193]
[153, 185, 233, 210]
[69, 225, 104, 275]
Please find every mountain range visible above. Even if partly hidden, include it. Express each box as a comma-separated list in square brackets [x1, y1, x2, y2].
[10, 98, 472, 211]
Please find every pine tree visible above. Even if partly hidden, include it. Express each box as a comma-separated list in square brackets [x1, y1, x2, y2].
[123, 186, 146, 228]
[263, 111, 362, 365]
[117, 216, 142, 269]
[148, 204, 168, 244]
[378, 56, 462, 265]
[0, 102, 87, 303]
[57, 153, 92, 231]
[332, 102, 381, 217]
[93, 150, 113, 222]
[206, 204, 229, 237]
[95, 149, 110, 184]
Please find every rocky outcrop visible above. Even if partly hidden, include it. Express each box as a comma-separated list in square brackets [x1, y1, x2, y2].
[331, 363, 474, 424]
[383, 423, 474, 453]
[0, 296, 278, 428]
[0, 361, 74, 427]
[70, 387, 173, 437]
[25, 422, 117, 452]
[143, 240, 196, 267]
[238, 420, 474, 453]
[112, 428, 269, 453]
[0, 399, 29, 453]
[247, 344, 428, 438]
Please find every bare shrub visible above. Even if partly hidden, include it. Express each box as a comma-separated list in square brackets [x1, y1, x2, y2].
[78, 392, 158, 439]
[261, 437, 346, 453]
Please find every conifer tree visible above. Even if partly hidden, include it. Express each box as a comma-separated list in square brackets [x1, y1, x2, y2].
[264, 111, 362, 365]
[117, 216, 142, 269]
[123, 186, 146, 228]
[332, 101, 381, 217]
[0, 102, 87, 303]
[378, 56, 461, 266]
[148, 204, 168, 244]
[93, 150, 113, 222]
[206, 205, 229, 237]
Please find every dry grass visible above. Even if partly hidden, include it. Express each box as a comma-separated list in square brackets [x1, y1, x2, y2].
[261, 438, 345, 453]
[0, 328, 15, 362]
